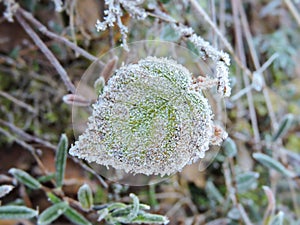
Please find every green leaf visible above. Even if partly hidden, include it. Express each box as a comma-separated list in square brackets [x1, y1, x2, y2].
[0, 185, 14, 198]
[107, 202, 127, 211]
[223, 137, 237, 158]
[272, 114, 294, 141]
[0, 205, 38, 219]
[9, 168, 41, 190]
[269, 211, 284, 225]
[38, 202, 68, 225]
[110, 206, 132, 218]
[94, 76, 105, 95]
[55, 134, 68, 188]
[47, 192, 61, 204]
[205, 180, 224, 204]
[186, 40, 200, 56]
[236, 171, 259, 193]
[63, 205, 92, 225]
[38, 173, 55, 183]
[97, 208, 109, 222]
[159, 0, 171, 4]
[131, 212, 169, 224]
[253, 153, 294, 177]
[128, 193, 140, 220]
[160, 24, 180, 42]
[78, 184, 93, 209]
[47, 193, 92, 225]
[227, 207, 240, 220]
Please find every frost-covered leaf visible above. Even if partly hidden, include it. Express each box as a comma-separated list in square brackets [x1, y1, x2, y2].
[206, 180, 224, 203]
[272, 114, 294, 141]
[38, 173, 55, 183]
[47, 192, 91, 225]
[55, 134, 68, 188]
[97, 208, 109, 222]
[38, 202, 68, 225]
[0, 185, 14, 198]
[128, 193, 139, 220]
[236, 171, 259, 193]
[160, 24, 180, 42]
[9, 168, 41, 190]
[269, 211, 284, 225]
[223, 137, 237, 158]
[78, 184, 93, 209]
[253, 153, 294, 177]
[70, 56, 217, 176]
[0, 205, 38, 219]
[227, 207, 240, 220]
[94, 76, 105, 95]
[132, 212, 169, 224]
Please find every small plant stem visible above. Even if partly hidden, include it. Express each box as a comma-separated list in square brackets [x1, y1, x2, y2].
[237, 203, 254, 225]
[0, 127, 48, 175]
[0, 90, 37, 114]
[189, 0, 233, 53]
[15, 12, 76, 93]
[283, 0, 300, 26]
[68, 0, 79, 57]
[0, 119, 55, 149]
[219, 0, 226, 44]
[232, 0, 260, 145]
[223, 159, 237, 205]
[223, 159, 253, 225]
[237, 0, 278, 131]
[187, 0, 256, 88]
[17, 8, 100, 63]
[210, 0, 217, 48]
[288, 178, 300, 217]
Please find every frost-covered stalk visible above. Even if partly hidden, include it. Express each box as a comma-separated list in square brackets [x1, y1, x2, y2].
[70, 57, 228, 176]
[52, 0, 63, 12]
[95, 0, 147, 50]
[0, 0, 18, 22]
[172, 23, 231, 97]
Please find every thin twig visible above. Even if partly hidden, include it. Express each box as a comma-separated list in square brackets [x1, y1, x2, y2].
[0, 119, 108, 188]
[237, 203, 254, 225]
[15, 12, 76, 93]
[187, 0, 255, 81]
[17, 7, 101, 63]
[210, 0, 217, 48]
[0, 127, 48, 175]
[0, 119, 55, 149]
[0, 90, 37, 114]
[189, 0, 233, 53]
[232, 0, 260, 144]
[283, 0, 300, 26]
[237, 0, 278, 131]
[68, 0, 79, 57]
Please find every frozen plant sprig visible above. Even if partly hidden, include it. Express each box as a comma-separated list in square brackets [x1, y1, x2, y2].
[96, 193, 169, 224]
[95, 0, 147, 50]
[70, 56, 228, 176]
[0, 0, 19, 22]
[172, 23, 231, 97]
[52, 0, 63, 12]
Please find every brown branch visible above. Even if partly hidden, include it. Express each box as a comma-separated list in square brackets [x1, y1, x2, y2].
[15, 12, 76, 93]
[283, 0, 300, 26]
[17, 7, 101, 63]
[0, 90, 37, 114]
